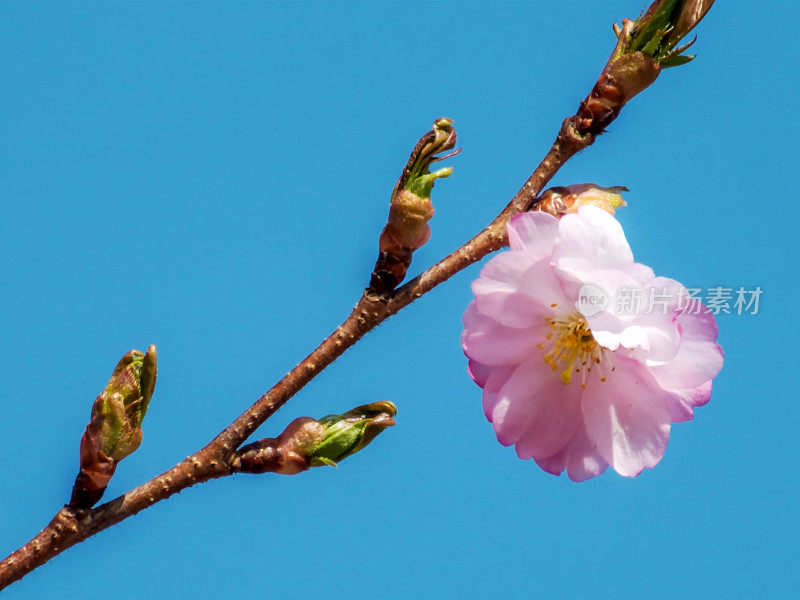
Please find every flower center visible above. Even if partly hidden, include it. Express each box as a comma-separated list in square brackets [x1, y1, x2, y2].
[541, 314, 608, 387]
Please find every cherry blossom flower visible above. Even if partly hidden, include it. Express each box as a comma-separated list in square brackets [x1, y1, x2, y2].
[462, 206, 723, 481]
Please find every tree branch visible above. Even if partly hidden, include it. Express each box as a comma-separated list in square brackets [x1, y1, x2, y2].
[0, 115, 591, 590]
[5, 0, 718, 578]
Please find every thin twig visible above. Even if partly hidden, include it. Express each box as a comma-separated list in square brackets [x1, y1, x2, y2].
[0, 116, 592, 589]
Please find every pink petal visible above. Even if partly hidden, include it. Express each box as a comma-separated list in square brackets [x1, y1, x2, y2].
[666, 380, 713, 423]
[479, 250, 536, 289]
[634, 278, 687, 362]
[590, 312, 683, 363]
[679, 304, 720, 342]
[581, 355, 673, 477]
[586, 277, 686, 363]
[553, 206, 634, 282]
[649, 312, 723, 391]
[461, 302, 544, 366]
[493, 357, 582, 455]
[471, 285, 549, 329]
[685, 379, 713, 408]
[565, 426, 609, 482]
[515, 261, 575, 311]
[532, 426, 609, 482]
[507, 211, 560, 258]
[481, 365, 516, 421]
[650, 305, 722, 390]
[472, 261, 570, 329]
[533, 445, 568, 476]
[589, 314, 651, 352]
[630, 262, 656, 284]
[467, 359, 491, 388]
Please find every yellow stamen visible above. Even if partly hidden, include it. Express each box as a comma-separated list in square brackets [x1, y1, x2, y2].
[560, 352, 579, 385]
[542, 313, 605, 386]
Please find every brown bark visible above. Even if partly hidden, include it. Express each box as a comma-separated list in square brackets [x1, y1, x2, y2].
[0, 115, 592, 592]
[1, 13, 696, 580]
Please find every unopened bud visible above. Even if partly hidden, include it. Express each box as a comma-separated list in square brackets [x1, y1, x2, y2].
[69, 345, 157, 508]
[536, 184, 628, 217]
[632, 0, 715, 65]
[311, 401, 397, 467]
[233, 401, 397, 475]
[369, 119, 460, 294]
[574, 0, 715, 135]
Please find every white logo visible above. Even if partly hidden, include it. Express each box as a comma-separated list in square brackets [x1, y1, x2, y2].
[576, 284, 609, 316]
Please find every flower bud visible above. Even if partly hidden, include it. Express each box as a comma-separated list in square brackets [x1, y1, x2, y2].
[369, 119, 459, 294]
[536, 184, 627, 217]
[69, 345, 157, 508]
[310, 401, 397, 467]
[233, 401, 397, 475]
[575, 0, 715, 135]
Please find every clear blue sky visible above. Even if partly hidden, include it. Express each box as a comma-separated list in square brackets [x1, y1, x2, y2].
[1, 1, 795, 598]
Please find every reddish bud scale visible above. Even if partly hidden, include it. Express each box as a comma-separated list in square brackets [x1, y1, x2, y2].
[371, 189, 434, 294]
[576, 72, 626, 136]
[69, 425, 117, 508]
[235, 439, 306, 475]
[233, 417, 325, 476]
